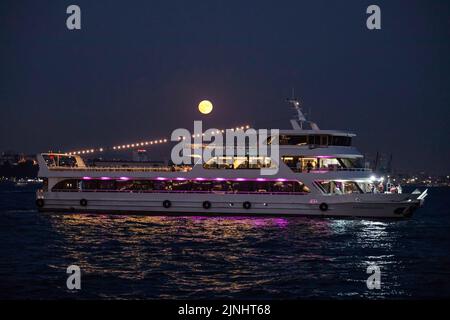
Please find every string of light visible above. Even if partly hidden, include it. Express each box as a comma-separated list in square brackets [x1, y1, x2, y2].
[67, 124, 251, 155]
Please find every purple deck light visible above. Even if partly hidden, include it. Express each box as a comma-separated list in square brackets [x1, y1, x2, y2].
[80, 176, 297, 183]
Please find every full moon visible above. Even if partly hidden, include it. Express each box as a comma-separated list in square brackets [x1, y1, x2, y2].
[198, 100, 213, 114]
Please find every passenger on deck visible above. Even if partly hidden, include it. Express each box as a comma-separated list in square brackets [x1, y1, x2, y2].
[306, 161, 313, 173]
[296, 159, 302, 172]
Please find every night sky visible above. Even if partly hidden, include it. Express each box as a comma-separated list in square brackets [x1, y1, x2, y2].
[1, 0, 449, 174]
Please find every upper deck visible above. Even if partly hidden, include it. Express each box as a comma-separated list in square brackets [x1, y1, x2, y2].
[37, 153, 191, 173]
[37, 152, 371, 185]
[37, 98, 368, 179]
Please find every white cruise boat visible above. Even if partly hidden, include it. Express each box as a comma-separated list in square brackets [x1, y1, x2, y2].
[35, 99, 427, 218]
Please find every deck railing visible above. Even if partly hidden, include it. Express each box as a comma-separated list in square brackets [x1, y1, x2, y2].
[290, 167, 371, 173]
[50, 189, 310, 195]
[48, 166, 192, 172]
[47, 165, 371, 173]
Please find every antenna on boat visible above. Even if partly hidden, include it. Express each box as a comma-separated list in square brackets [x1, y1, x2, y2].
[286, 89, 320, 130]
[287, 89, 306, 130]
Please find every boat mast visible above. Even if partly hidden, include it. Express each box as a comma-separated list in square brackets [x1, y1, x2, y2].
[287, 89, 306, 130]
[286, 89, 320, 130]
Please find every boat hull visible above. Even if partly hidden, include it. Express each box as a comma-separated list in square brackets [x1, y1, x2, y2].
[36, 191, 423, 218]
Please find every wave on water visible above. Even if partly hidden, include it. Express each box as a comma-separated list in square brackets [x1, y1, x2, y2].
[1, 186, 450, 299]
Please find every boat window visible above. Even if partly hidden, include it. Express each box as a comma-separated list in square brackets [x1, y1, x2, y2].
[43, 155, 78, 167]
[58, 156, 78, 167]
[270, 134, 352, 146]
[281, 156, 320, 172]
[337, 158, 363, 168]
[307, 135, 320, 145]
[98, 180, 115, 190]
[331, 136, 351, 146]
[234, 181, 254, 192]
[172, 180, 192, 191]
[192, 181, 213, 191]
[234, 157, 248, 169]
[43, 154, 57, 167]
[343, 181, 363, 194]
[52, 179, 80, 191]
[282, 156, 367, 172]
[315, 180, 363, 194]
[203, 156, 273, 170]
[211, 181, 233, 192]
[319, 158, 340, 170]
[116, 180, 135, 191]
[254, 182, 271, 192]
[279, 135, 308, 145]
[153, 181, 168, 190]
[52, 179, 310, 194]
[316, 181, 331, 193]
[272, 181, 291, 192]
[82, 180, 98, 190]
[134, 180, 155, 191]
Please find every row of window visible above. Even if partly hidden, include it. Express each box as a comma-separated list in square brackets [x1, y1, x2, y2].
[52, 179, 310, 194]
[203, 156, 273, 170]
[316, 180, 363, 194]
[281, 156, 364, 171]
[43, 154, 78, 167]
[274, 135, 352, 146]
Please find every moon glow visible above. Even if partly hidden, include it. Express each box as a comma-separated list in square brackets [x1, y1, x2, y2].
[198, 100, 213, 114]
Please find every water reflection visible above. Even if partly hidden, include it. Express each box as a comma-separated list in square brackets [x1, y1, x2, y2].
[328, 219, 405, 298]
[44, 213, 403, 298]
[4, 185, 447, 299]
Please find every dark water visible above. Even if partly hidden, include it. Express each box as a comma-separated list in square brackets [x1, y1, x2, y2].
[0, 183, 449, 299]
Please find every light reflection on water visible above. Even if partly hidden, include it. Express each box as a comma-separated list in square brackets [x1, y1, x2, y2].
[2, 184, 450, 299]
[40, 214, 401, 299]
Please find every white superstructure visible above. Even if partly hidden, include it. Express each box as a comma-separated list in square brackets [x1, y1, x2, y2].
[35, 99, 427, 218]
